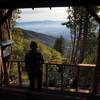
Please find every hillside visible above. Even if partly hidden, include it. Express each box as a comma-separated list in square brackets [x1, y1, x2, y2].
[12, 28, 64, 62]
[14, 28, 56, 47]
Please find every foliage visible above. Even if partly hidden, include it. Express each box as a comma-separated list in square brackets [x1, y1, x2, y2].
[61, 7, 99, 89]
[79, 68, 95, 88]
[12, 28, 64, 62]
[83, 53, 97, 64]
[11, 9, 21, 28]
[54, 35, 65, 55]
[83, 32, 97, 64]
[10, 28, 66, 84]
[62, 7, 98, 64]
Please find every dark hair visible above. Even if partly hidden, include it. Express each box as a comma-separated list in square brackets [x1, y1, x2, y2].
[30, 41, 37, 50]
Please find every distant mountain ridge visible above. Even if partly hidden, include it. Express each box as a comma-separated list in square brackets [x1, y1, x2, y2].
[16, 20, 70, 39]
[17, 28, 56, 47]
[16, 20, 65, 24]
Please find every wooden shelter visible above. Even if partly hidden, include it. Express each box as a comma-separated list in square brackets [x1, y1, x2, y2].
[0, 0, 100, 94]
[0, 9, 14, 85]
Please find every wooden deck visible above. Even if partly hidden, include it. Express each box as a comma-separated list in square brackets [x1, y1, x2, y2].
[0, 86, 99, 100]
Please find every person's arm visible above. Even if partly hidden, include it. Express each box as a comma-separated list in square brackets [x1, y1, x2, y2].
[40, 53, 44, 64]
[25, 54, 29, 72]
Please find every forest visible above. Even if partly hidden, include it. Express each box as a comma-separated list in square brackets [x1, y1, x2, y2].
[12, 7, 99, 64]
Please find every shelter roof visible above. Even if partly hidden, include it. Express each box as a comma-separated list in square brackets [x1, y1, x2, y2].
[0, 0, 99, 8]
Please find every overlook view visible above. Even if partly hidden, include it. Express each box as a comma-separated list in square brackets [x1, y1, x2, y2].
[16, 8, 70, 39]
[15, 7, 98, 64]
[11, 7, 98, 91]
[0, 5, 99, 100]
[16, 20, 70, 39]
[14, 8, 70, 62]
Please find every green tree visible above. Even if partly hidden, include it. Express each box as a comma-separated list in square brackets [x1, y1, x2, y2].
[63, 7, 98, 64]
[54, 35, 65, 55]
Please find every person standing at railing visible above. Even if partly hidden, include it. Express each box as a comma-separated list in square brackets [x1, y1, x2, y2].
[25, 41, 44, 92]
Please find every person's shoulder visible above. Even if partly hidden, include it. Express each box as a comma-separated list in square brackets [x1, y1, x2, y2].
[26, 51, 30, 55]
[36, 51, 42, 55]
[34, 51, 42, 56]
[25, 51, 32, 57]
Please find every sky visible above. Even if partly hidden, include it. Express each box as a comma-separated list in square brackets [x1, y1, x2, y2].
[17, 7, 68, 22]
[16, 7, 70, 39]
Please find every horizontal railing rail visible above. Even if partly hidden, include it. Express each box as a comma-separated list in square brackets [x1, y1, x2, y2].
[7, 59, 96, 93]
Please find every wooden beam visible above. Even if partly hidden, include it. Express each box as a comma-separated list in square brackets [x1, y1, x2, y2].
[0, 9, 14, 25]
[84, 6, 100, 24]
[92, 24, 100, 94]
[84, 6, 100, 94]
[0, 0, 100, 8]
[0, 0, 8, 4]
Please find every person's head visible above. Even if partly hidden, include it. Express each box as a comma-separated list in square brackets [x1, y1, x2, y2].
[30, 41, 38, 50]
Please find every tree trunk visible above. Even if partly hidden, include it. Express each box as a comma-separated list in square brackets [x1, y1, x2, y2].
[79, 10, 89, 63]
[74, 10, 83, 63]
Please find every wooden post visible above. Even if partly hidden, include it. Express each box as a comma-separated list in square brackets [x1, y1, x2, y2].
[93, 24, 100, 94]
[45, 63, 48, 88]
[60, 65, 64, 91]
[76, 65, 80, 92]
[17, 61, 22, 86]
[2, 57, 9, 85]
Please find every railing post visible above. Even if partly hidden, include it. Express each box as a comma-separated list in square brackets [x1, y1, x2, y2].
[45, 63, 48, 88]
[60, 65, 64, 91]
[0, 66, 3, 86]
[93, 67, 96, 93]
[93, 24, 100, 94]
[76, 65, 80, 92]
[17, 61, 22, 86]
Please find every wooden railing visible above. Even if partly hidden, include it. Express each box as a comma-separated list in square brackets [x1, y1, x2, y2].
[7, 60, 96, 93]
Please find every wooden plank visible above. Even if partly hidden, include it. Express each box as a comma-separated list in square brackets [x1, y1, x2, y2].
[0, 87, 92, 100]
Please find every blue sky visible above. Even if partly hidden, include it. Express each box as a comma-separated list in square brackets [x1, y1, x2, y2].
[16, 7, 70, 39]
[17, 7, 68, 22]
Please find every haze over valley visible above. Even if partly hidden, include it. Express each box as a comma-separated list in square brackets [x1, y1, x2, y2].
[16, 20, 70, 40]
